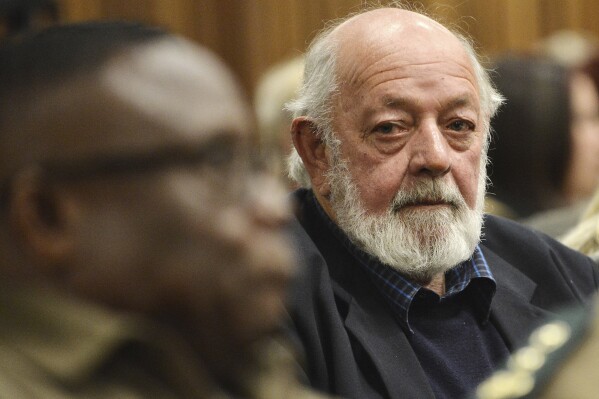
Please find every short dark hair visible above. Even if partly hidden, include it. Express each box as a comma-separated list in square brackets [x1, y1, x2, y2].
[0, 21, 171, 208]
[0, 20, 168, 96]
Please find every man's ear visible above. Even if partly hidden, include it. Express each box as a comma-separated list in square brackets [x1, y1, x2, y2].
[291, 117, 331, 196]
[8, 168, 76, 275]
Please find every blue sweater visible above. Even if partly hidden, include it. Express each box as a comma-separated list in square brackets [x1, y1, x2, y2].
[409, 288, 509, 399]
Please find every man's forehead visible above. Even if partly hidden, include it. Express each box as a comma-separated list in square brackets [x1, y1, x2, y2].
[335, 8, 449, 39]
[329, 12, 480, 117]
[334, 8, 473, 82]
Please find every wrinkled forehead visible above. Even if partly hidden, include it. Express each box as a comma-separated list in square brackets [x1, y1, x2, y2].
[335, 8, 451, 41]
[333, 9, 476, 88]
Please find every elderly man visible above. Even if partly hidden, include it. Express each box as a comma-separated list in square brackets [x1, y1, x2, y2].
[0, 22, 324, 398]
[285, 6, 599, 399]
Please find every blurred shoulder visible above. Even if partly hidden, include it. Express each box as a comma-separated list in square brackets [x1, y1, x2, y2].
[483, 213, 597, 264]
[475, 296, 599, 399]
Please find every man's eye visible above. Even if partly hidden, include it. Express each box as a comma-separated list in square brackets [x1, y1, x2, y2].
[374, 122, 401, 134]
[448, 120, 474, 132]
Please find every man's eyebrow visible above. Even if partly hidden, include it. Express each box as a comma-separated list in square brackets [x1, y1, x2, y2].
[382, 95, 478, 110]
[443, 96, 478, 110]
[382, 96, 410, 108]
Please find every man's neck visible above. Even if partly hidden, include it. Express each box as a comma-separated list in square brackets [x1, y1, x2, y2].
[422, 273, 446, 296]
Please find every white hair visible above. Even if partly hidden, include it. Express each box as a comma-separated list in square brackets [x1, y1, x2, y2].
[285, 10, 504, 188]
[285, 25, 340, 187]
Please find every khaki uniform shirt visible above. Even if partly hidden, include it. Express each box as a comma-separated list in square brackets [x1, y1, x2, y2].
[0, 282, 231, 398]
[0, 282, 331, 399]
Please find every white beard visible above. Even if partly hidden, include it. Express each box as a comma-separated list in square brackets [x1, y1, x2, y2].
[326, 155, 487, 282]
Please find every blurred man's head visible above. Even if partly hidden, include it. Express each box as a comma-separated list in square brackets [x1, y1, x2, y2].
[288, 7, 503, 282]
[0, 21, 293, 382]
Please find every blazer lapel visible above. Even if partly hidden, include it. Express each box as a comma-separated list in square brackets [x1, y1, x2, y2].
[339, 282, 436, 399]
[482, 245, 555, 349]
[328, 243, 554, 397]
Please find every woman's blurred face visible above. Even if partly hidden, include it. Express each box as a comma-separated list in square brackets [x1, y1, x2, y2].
[564, 72, 599, 203]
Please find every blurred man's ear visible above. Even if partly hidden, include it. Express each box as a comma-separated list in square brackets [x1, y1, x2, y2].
[291, 117, 331, 197]
[8, 168, 76, 274]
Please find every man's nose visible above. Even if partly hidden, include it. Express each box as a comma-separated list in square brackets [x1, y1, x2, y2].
[407, 120, 452, 177]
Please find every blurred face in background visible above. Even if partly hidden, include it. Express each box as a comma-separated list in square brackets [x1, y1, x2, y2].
[9, 38, 294, 378]
[564, 71, 599, 203]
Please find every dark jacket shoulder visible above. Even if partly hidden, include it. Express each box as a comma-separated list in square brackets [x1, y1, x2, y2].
[482, 214, 599, 308]
[284, 191, 599, 398]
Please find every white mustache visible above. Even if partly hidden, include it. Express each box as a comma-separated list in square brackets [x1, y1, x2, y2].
[391, 179, 466, 212]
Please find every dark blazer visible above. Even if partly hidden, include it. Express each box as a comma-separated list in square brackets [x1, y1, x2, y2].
[286, 189, 599, 399]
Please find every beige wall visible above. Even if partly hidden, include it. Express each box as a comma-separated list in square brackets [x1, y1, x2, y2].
[57, 0, 599, 95]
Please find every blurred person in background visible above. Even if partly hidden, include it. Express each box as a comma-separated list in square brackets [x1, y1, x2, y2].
[537, 30, 599, 69]
[476, 56, 599, 394]
[565, 52, 599, 207]
[484, 55, 572, 221]
[487, 53, 599, 238]
[561, 181, 599, 263]
[0, 21, 328, 399]
[254, 55, 304, 189]
[524, 52, 599, 237]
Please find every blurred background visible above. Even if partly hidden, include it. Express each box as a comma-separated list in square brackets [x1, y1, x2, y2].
[4, 0, 599, 234]
[46, 0, 599, 96]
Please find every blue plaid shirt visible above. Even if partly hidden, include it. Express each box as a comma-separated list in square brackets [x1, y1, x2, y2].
[361, 245, 496, 333]
[312, 193, 497, 333]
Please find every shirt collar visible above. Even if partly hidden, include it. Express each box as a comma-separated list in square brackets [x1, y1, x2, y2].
[309, 191, 496, 334]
